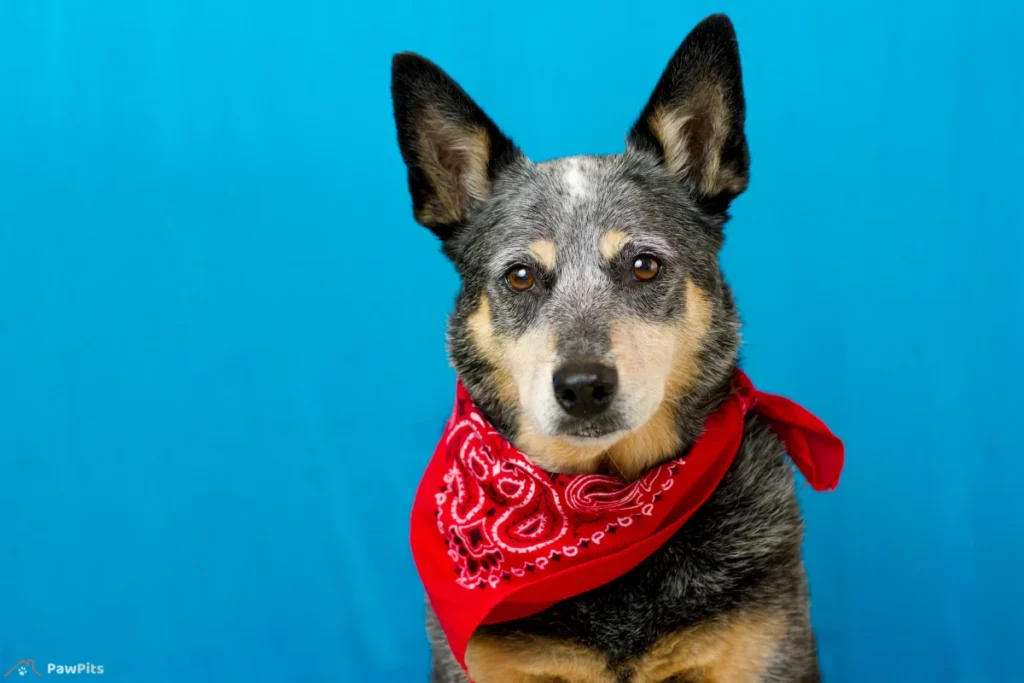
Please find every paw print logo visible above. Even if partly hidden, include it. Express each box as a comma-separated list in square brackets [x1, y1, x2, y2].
[4, 661, 41, 677]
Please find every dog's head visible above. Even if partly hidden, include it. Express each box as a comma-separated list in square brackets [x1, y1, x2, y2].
[391, 15, 746, 478]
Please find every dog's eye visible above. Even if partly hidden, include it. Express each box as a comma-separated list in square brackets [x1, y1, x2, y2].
[632, 255, 661, 281]
[505, 265, 536, 292]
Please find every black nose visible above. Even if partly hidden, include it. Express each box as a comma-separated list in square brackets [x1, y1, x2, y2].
[552, 361, 618, 419]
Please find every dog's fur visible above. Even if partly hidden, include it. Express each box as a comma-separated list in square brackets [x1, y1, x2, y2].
[392, 14, 823, 682]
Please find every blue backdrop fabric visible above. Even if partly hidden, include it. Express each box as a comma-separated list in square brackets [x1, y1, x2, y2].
[2, 1, 1022, 681]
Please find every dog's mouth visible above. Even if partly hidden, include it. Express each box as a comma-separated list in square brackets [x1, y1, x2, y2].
[552, 414, 630, 446]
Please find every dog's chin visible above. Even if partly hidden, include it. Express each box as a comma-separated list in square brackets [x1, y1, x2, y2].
[548, 415, 634, 449]
[529, 397, 662, 452]
[558, 430, 630, 449]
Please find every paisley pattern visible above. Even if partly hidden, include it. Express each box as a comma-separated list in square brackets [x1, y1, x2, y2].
[435, 391, 682, 590]
[413, 373, 844, 672]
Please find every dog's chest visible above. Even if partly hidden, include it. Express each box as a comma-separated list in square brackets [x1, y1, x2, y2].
[467, 606, 787, 683]
[461, 423, 807, 683]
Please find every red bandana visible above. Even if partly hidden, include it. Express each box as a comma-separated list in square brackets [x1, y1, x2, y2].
[410, 370, 844, 671]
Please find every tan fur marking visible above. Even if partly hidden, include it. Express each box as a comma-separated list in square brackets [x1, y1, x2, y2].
[631, 611, 787, 682]
[464, 611, 785, 683]
[605, 279, 713, 479]
[466, 633, 615, 683]
[528, 239, 558, 270]
[649, 83, 745, 197]
[504, 326, 557, 408]
[469, 294, 560, 414]
[414, 108, 492, 225]
[516, 421, 607, 474]
[650, 104, 696, 182]
[467, 295, 518, 405]
[599, 230, 632, 261]
[510, 279, 712, 479]
[605, 399, 682, 480]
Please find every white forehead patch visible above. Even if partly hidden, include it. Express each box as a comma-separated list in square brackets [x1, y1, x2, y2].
[562, 158, 590, 200]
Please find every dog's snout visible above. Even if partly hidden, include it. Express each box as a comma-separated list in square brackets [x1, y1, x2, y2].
[552, 361, 618, 418]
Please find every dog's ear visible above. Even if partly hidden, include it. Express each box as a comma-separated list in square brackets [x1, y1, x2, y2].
[628, 14, 749, 215]
[391, 53, 520, 240]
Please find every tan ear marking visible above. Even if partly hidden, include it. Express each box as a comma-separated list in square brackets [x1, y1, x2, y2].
[414, 108, 493, 225]
[649, 82, 738, 196]
[650, 105, 695, 182]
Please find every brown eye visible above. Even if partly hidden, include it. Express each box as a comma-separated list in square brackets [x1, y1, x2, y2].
[505, 265, 535, 292]
[632, 255, 661, 281]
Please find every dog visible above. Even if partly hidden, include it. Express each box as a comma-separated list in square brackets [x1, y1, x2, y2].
[391, 14, 825, 683]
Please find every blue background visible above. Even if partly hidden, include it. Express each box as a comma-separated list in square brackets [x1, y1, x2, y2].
[2, 1, 1021, 681]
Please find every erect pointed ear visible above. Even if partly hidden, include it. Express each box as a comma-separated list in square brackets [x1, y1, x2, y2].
[391, 53, 521, 240]
[628, 14, 749, 215]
